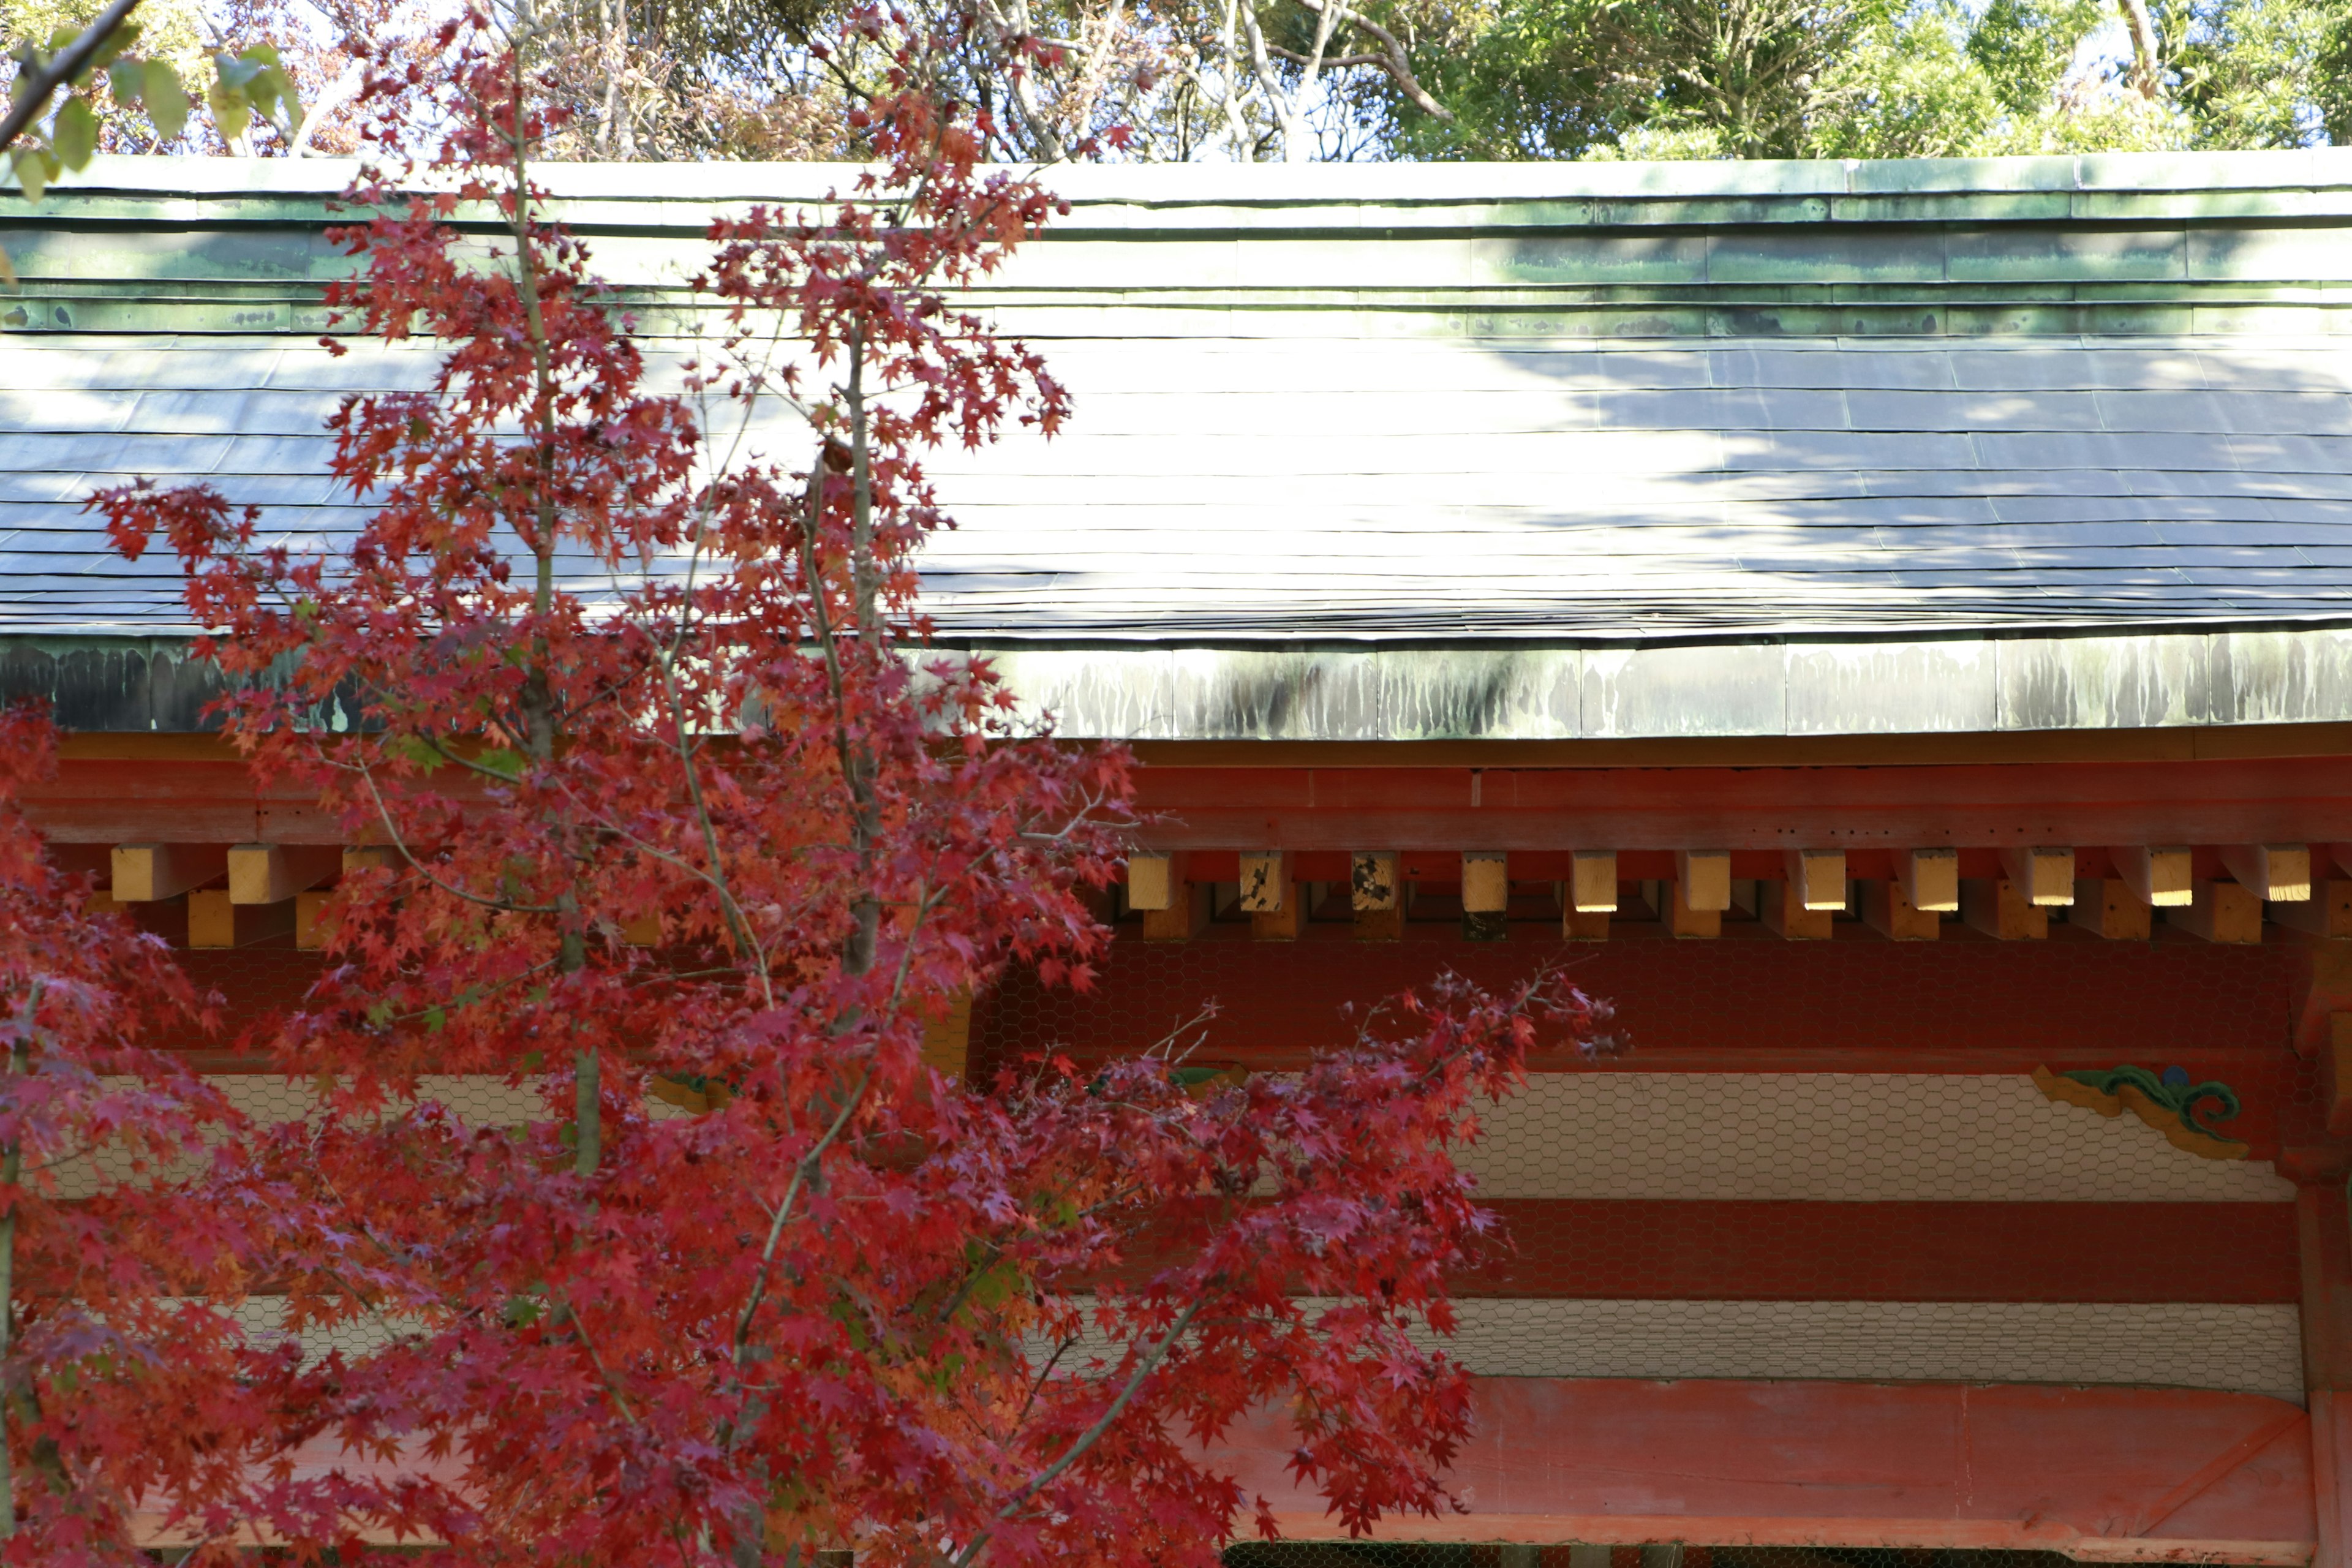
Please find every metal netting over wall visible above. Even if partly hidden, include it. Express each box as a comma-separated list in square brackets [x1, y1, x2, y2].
[1226, 1545, 2190, 1568]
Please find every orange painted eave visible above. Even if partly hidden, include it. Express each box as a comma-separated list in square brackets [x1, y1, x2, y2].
[1223, 1378, 2319, 1564]
[130, 1378, 2321, 1561]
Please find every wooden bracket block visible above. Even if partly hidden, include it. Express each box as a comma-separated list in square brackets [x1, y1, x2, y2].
[343, 845, 398, 875]
[1962, 878, 2048, 940]
[919, 990, 974, 1077]
[1760, 880, 1834, 940]
[1238, 852, 1286, 914]
[1351, 851, 1401, 940]
[621, 914, 662, 948]
[1676, 850, 1732, 913]
[1860, 879, 1939, 941]
[1899, 848, 1959, 913]
[1562, 901, 1610, 942]
[2224, 843, 2313, 903]
[1667, 878, 1719, 939]
[111, 843, 227, 902]
[2272, 880, 2352, 940]
[188, 888, 295, 949]
[1126, 854, 1175, 912]
[2116, 846, 2195, 908]
[1569, 850, 1616, 913]
[1786, 848, 1846, 911]
[1461, 852, 1509, 914]
[91, 889, 186, 943]
[227, 843, 341, 905]
[2167, 881, 2265, 944]
[2000, 846, 2076, 906]
[1351, 851, 1398, 911]
[1142, 880, 1212, 941]
[1251, 879, 1302, 941]
[2069, 877, 2152, 940]
[295, 888, 332, 950]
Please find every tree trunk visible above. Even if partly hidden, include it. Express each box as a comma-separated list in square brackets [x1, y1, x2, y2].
[2116, 0, 2162, 98]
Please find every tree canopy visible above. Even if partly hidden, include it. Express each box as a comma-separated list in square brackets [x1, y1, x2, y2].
[8, 0, 2343, 162]
[447, 0, 2352, 161]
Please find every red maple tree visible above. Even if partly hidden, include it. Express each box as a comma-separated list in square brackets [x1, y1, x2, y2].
[92, 12, 1611, 1565]
[0, 709, 298, 1566]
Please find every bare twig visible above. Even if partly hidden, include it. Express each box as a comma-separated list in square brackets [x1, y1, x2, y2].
[0, 0, 141, 154]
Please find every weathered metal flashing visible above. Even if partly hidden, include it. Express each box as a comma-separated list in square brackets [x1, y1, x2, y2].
[19, 154, 2352, 341]
[14, 625, 2352, 741]
[0, 638, 227, 731]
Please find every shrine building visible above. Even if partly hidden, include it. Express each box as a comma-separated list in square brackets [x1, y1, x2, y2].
[10, 149, 2352, 1567]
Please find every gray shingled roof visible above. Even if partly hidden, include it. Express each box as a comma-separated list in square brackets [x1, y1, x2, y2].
[10, 153, 2352, 737]
[9, 331, 2352, 640]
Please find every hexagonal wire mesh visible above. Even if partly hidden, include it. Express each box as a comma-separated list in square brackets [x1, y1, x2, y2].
[1224, 1547, 2101, 1568]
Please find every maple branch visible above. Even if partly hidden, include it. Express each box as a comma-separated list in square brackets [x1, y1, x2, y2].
[541, 767, 769, 980]
[641, 650, 771, 993]
[729, 1060, 878, 1366]
[0, 0, 141, 153]
[557, 1295, 641, 1428]
[954, 1297, 1204, 1568]
[1011, 1333, 1076, 1430]
[352, 767, 561, 914]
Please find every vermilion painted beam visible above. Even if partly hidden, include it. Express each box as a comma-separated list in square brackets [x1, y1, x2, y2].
[1464, 1200, 2298, 1303]
[970, 931, 2319, 1148]
[26, 753, 2352, 848]
[1219, 1377, 2316, 1561]
[1129, 756, 2352, 851]
[23, 759, 473, 844]
[1094, 1199, 2298, 1302]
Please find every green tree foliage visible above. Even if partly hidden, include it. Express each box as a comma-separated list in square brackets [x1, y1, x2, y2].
[1362, 0, 2343, 159]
